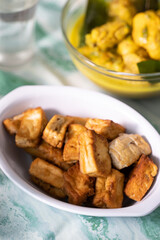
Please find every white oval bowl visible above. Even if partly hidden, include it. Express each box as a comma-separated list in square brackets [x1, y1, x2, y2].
[0, 85, 160, 217]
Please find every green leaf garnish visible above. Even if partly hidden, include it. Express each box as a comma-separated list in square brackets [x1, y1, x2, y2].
[137, 60, 160, 74]
[79, 0, 108, 47]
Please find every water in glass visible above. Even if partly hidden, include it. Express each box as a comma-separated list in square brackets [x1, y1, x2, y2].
[0, 0, 38, 69]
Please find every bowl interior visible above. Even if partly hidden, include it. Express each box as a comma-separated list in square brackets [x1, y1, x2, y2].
[0, 86, 160, 216]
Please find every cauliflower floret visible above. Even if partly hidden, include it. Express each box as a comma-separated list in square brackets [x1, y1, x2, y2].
[132, 10, 160, 60]
[79, 45, 124, 72]
[118, 36, 139, 56]
[85, 20, 130, 51]
[108, 0, 137, 25]
[117, 37, 149, 73]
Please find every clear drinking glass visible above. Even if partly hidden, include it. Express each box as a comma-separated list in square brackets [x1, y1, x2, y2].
[0, 0, 38, 70]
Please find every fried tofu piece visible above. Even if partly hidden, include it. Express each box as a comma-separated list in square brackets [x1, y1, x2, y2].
[66, 116, 88, 126]
[63, 124, 86, 163]
[3, 113, 24, 135]
[109, 133, 152, 170]
[85, 118, 125, 140]
[15, 107, 48, 148]
[42, 115, 72, 148]
[79, 129, 111, 177]
[16, 136, 40, 148]
[124, 154, 158, 201]
[25, 140, 71, 170]
[63, 163, 95, 205]
[31, 176, 66, 199]
[93, 169, 125, 208]
[29, 158, 64, 189]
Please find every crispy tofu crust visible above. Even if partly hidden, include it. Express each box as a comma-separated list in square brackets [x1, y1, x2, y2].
[124, 154, 158, 201]
[29, 158, 64, 189]
[15, 135, 40, 148]
[25, 140, 71, 170]
[63, 124, 86, 162]
[15, 107, 48, 148]
[79, 129, 111, 177]
[93, 169, 125, 208]
[67, 124, 87, 139]
[63, 163, 95, 205]
[31, 176, 66, 199]
[109, 133, 152, 170]
[42, 115, 72, 148]
[17, 107, 47, 139]
[66, 116, 88, 126]
[3, 113, 24, 135]
[85, 118, 125, 140]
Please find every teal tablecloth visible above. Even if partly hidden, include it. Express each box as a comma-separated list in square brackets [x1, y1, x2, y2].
[0, 1, 160, 239]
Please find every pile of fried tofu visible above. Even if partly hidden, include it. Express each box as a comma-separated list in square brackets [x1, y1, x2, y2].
[3, 107, 158, 208]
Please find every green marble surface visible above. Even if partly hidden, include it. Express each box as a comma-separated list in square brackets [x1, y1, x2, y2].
[1, 169, 160, 240]
[0, 0, 160, 239]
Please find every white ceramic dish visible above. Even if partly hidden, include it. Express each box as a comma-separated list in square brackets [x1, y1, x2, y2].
[0, 85, 160, 217]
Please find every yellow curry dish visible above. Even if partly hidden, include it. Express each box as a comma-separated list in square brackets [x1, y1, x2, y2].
[62, 0, 160, 97]
[78, 1, 160, 74]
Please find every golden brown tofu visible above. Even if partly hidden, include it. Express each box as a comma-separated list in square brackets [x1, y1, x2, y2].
[93, 169, 125, 208]
[109, 133, 152, 170]
[79, 129, 111, 177]
[124, 154, 158, 201]
[85, 118, 125, 140]
[42, 115, 72, 148]
[29, 158, 64, 189]
[15, 107, 48, 148]
[15, 136, 40, 148]
[63, 163, 94, 205]
[25, 140, 71, 170]
[31, 176, 66, 199]
[66, 116, 88, 126]
[63, 124, 86, 163]
[3, 113, 24, 135]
